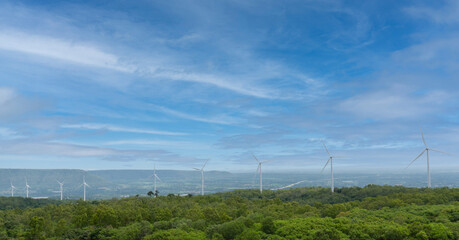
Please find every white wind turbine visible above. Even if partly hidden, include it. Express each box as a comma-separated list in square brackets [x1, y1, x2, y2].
[10, 181, 16, 197]
[253, 154, 272, 194]
[151, 164, 161, 197]
[193, 160, 209, 196]
[321, 143, 344, 193]
[80, 176, 90, 201]
[25, 178, 31, 198]
[406, 129, 450, 188]
[57, 180, 64, 200]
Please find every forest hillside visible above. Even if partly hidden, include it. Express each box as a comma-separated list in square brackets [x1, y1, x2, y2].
[0, 185, 457, 239]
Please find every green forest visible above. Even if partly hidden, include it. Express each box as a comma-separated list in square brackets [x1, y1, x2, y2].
[0, 185, 457, 239]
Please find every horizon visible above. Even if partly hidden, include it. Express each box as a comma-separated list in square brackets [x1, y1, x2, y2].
[0, 1, 458, 172]
[0, 167, 458, 175]
[1, 169, 457, 200]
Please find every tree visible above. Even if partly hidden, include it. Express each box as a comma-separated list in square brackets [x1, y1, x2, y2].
[25, 216, 46, 240]
[147, 191, 154, 197]
[261, 217, 275, 234]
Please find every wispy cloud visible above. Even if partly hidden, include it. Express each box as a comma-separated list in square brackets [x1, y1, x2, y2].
[0, 140, 200, 163]
[0, 30, 135, 72]
[151, 70, 276, 99]
[104, 139, 210, 150]
[0, 127, 23, 139]
[405, 1, 459, 24]
[61, 123, 186, 136]
[0, 87, 44, 119]
[153, 105, 241, 125]
[338, 89, 448, 120]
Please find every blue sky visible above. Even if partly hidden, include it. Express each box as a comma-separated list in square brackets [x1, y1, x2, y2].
[0, 0, 458, 172]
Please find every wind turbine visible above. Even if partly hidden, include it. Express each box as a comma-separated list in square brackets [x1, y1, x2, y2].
[10, 181, 16, 197]
[57, 180, 64, 200]
[80, 176, 90, 201]
[321, 143, 344, 193]
[253, 154, 272, 194]
[193, 160, 209, 196]
[406, 129, 450, 188]
[151, 164, 161, 197]
[25, 178, 31, 198]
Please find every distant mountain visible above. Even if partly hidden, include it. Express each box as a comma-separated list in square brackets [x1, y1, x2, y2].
[0, 169, 457, 200]
[0, 169, 113, 199]
[0, 169, 234, 200]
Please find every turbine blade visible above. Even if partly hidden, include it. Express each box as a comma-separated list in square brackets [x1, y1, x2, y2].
[420, 128, 427, 148]
[155, 175, 162, 182]
[429, 148, 453, 155]
[321, 158, 330, 173]
[192, 168, 200, 171]
[323, 143, 331, 157]
[262, 159, 274, 164]
[201, 159, 209, 170]
[252, 154, 260, 163]
[406, 149, 426, 169]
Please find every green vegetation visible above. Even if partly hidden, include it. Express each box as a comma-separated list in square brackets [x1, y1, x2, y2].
[0, 185, 457, 239]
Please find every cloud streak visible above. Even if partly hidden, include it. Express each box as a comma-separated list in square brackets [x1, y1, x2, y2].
[0, 87, 44, 120]
[61, 123, 186, 136]
[0, 30, 135, 72]
[0, 140, 201, 163]
[338, 89, 448, 120]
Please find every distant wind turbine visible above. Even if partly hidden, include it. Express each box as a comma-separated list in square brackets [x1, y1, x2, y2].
[10, 181, 16, 197]
[193, 160, 209, 196]
[321, 143, 344, 193]
[151, 164, 161, 197]
[80, 176, 90, 201]
[253, 154, 272, 194]
[57, 180, 64, 200]
[406, 129, 451, 188]
[25, 178, 31, 198]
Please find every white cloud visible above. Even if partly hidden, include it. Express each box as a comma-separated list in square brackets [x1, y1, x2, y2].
[151, 70, 276, 99]
[0, 87, 43, 119]
[0, 141, 114, 157]
[0, 30, 300, 99]
[405, 1, 459, 24]
[153, 105, 241, 125]
[0, 140, 196, 162]
[61, 123, 186, 136]
[338, 89, 448, 120]
[0, 127, 22, 139]
[104, 139, 210, 150]
[0, 30, 135, 72]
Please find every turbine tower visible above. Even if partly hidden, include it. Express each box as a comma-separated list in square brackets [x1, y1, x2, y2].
[25, 178, 31, 198]
[406, 128, 450, 188]
[151, 164, 161, 197]
[253, 154, 271, 194]
[193, 160, 209, 195]
[57, 180, 64, 200]
[10, 181, 16, 197]
[82, 176, 90, 201]
[321, 143, 343, 193]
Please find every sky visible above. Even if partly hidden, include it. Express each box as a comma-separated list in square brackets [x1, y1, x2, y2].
[0, 0, 458, 173]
